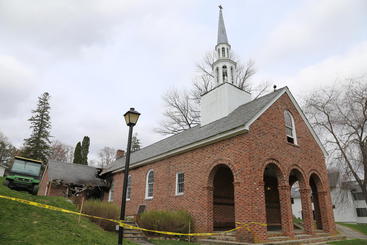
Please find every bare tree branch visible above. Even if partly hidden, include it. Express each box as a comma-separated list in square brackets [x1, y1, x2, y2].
[304, 76, 367, 205]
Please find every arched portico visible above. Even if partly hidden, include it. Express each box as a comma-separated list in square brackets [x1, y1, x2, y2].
[289, 168, 313, 234]
[309, 172, 325, 230]
[208, 164, 235, 230]
[263, 163, 284, 232]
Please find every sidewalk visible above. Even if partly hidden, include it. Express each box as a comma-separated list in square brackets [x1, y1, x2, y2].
[336, 224, 367, 240]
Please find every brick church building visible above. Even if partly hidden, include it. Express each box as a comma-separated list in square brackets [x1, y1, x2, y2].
[101, 8, 336, 242]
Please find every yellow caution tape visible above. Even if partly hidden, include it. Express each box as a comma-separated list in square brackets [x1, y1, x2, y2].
[0, 194, 266, 236]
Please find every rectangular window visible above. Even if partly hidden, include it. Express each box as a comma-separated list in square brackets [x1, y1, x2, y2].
[356, 208, 367, 217]
[126, 175, 131, 200]
[108, 182, 114, 202]
[176, 172, 184, 195]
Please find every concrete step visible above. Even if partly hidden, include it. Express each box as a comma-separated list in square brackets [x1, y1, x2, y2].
[198, 234, 346, 245]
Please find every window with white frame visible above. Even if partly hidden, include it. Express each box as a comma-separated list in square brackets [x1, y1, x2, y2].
[176, 172, 184, 195]
[145, 170, 154, 199]
[126, 175, 132, 200]
[108, 182, 114, 202]
[284, 110, 297, 144]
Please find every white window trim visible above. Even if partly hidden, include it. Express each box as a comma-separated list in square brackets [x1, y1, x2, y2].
[145, 169, 154, 200]
[126, 175, 131, 201]
[284, 110, 297, 145]
[108, 182, 114, 202]
[175, 172, 184, 196]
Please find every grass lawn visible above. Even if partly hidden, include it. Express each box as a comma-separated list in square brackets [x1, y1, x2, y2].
[337, 222, 367, 236]
[0, 176, 136, 245]
[150, 239, 200, 245]
[328, 239, 367, 244]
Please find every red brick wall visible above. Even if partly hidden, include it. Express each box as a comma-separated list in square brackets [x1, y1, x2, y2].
[108, 93, 336, 241]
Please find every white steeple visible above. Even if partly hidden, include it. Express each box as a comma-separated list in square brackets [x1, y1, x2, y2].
[213, 6, 237, 85]
[200, 6, 251, 126]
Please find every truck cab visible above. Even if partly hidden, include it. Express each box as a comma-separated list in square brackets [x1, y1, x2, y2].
[4, 156, 43, 195]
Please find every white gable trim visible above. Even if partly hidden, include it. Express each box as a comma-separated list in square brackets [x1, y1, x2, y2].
[244, 87, 327, 157]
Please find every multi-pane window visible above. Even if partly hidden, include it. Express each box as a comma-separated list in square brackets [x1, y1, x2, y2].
[108, 182, 114, 202]
[284, 110, 297, 144]
[356, 208, 367, 217]
[145, 170, 154, 199]
[176, 172, 185, 195]
[126, 175, 132, 200]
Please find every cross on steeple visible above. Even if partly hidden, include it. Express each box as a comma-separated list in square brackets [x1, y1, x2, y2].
[218, 5, 223, 10]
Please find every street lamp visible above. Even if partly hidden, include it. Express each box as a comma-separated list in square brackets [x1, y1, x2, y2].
[118, 107, 140, 245]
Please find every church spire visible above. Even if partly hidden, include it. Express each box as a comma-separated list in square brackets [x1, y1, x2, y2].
[213, 6, 236, 85]
[217, 5, 229, 45]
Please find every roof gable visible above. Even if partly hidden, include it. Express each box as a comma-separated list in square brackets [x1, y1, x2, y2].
[102, 87, 326, 174]
[243, 87, 327, 157]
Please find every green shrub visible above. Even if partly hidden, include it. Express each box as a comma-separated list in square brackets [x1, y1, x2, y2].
[82, 199, 119, 231]
[137, 210, 193, 237]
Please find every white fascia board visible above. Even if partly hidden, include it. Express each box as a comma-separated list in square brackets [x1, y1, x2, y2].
[112, 126, 248, 174]
[244, 87, 328, 158]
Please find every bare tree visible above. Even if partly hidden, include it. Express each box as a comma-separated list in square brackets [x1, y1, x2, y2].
[304, 77, 367, 205]
[0, 131, 17, 166]
[157, 51, 269, 135]
[49, 140, 74, 163]
[156, 89, 200, 135]
[98, 146, 116, 168]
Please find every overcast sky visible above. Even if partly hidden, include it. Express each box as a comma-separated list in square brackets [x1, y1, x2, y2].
[0, 0, 366, 165]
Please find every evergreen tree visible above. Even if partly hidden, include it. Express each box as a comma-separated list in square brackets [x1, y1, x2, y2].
[73, 142, 82, 164]
[22, 92, 52, 163]
[81, 136, 90, 165]
[131, 133, 141, 152]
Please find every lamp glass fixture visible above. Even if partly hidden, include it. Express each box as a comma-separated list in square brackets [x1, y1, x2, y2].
[124, 108, 140, 126]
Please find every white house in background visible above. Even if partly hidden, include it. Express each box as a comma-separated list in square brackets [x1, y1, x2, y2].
[292, 169, 367, 224]
[0, 165, 6, 177]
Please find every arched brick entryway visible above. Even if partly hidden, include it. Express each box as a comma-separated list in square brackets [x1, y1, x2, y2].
[209, 164, 235, 231]
[263, 163, 283, 232]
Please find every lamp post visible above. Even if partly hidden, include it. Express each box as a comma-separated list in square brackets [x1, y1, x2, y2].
[118, 107, 140, 245]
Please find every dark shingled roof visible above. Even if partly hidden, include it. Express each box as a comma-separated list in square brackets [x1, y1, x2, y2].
[47, 160, 106, 186]
[101, 87, 287, 175]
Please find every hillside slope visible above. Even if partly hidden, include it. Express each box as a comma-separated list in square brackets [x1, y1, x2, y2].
[0, 177, 135, 245]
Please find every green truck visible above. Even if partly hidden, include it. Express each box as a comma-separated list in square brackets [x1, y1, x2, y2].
[4, 156, 44, 195]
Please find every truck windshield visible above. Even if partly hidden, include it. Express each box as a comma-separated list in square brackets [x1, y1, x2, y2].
[11, 159, 41, 177]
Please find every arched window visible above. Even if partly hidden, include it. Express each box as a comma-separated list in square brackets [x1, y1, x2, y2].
[217, 48, 220, 58]
[216, 67, 219, 83]
[126, 175, 132, 200]
[145, 170, 154, 199]
[227, 48, 229, 57]
[222, 65, 228, 82]
[222, 47, 225, 57]
[284, 110, 297, 144]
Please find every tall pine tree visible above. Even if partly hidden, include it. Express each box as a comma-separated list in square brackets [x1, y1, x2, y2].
[22, 92, 52, 163]
[73, 142, 82, 164]
[81, 136, 90, 165]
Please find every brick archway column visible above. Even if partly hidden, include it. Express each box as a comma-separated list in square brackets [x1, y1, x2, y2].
[318, 191, 336, 233]
[235, 180, 267, 243]
[278, 183, 295, 237]
[253, 180, 268, 242]
[205, 186, 214, 232]
[299, 188, 313, 234]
